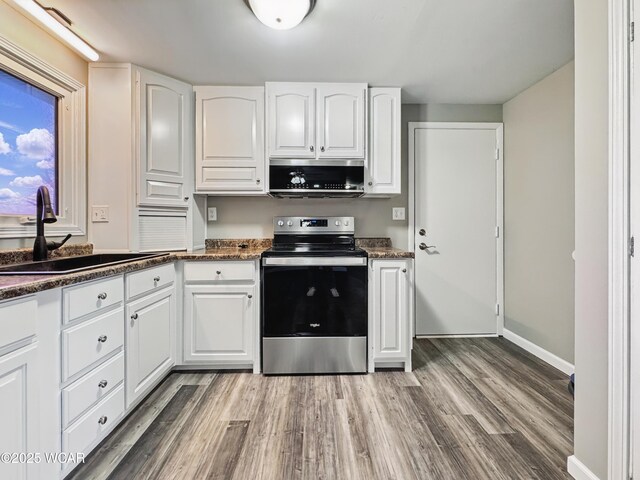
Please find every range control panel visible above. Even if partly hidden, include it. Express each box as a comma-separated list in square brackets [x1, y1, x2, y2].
[273, 216, 355, 235]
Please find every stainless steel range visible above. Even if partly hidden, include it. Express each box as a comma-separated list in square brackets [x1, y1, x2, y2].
[261, 216, 368, 374]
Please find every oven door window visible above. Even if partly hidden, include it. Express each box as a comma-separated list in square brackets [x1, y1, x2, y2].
[262, 265, 367, 337]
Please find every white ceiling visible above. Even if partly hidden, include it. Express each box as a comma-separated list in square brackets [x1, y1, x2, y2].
[45, 0, 574, 104]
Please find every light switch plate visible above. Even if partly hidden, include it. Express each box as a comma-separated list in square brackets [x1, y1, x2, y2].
[207, 207, 217, 221]
[91, 205, 109, 223]
[392, 207, 406, 221]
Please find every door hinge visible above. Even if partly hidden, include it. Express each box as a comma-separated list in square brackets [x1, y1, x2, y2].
[630, 236, 635, 257]
[495, 148, 500, 160]
[496, 304, 500, 316]
[495, 226, 500, 238]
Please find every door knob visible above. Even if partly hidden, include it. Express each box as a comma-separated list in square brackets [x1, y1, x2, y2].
[419, 243, 437, 250]
[418, 229, 426, 236]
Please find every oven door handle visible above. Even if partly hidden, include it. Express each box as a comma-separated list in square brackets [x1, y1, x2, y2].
[262, 257, 368, 267]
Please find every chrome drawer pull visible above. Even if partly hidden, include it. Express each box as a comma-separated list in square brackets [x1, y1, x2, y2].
[153, 276, 160, 282]
[97, 292, 108, 300]
[248, 294, 253, 299]
[97, 335, 108, 343]
[98, 380, 108, 389]
[216, 270, 222, 275]
[131, 313, 138, 320]
[98, 416, 108, 425]
[402, 269, 407, 273]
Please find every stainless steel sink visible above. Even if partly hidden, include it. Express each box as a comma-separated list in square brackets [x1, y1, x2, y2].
[0, 253, 169, 275]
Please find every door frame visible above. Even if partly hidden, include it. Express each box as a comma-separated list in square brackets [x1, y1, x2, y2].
[408, 122, 504, 336]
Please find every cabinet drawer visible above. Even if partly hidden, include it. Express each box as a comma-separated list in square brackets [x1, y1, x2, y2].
[62, 307, 124, 381]
[62, 385, 125, 455]
[126, 263, 175, 300]
[62, 352, 124, 428]
[184, 261, 255, 282]
[63, 276, 123, 324]
[0, 296, 36, 351]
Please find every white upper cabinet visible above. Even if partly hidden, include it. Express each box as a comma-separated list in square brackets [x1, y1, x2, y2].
[195, 86, 266, 194]
[266, 82, 367, 159]
[365, 88, 401, 196]
[266, 83, 316, 158]
[316, 84, 366, 158]
[137, 68, 193, 207]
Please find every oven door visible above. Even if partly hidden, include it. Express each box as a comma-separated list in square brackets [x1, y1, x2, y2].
[261, 257, 368, 337]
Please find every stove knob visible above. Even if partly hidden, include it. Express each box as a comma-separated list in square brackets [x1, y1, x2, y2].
[335, 220, 341, 226]
[277, 220, 284, 227]
[287, 220, 293, 227]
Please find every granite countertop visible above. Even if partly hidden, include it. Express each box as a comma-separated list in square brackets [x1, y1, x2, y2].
[0, 239, 273, 301]
[0, 237, 412, 301]
[356, 238, 415, 259]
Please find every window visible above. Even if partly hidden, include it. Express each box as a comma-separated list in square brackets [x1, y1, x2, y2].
[0, 36, 86, 238]
[0, 70, 58, 215]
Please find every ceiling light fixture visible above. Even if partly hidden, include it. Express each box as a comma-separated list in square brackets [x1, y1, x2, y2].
[11, 0, 99, 61]
[247, 0, 316, 30]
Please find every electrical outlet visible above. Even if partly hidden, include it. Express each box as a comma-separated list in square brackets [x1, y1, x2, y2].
[91, 205, 109, 223]
[207, 207, 217, 221]
[392, 207, 406, 221]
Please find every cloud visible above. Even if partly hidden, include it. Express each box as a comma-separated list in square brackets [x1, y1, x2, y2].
[0, 120, 21, 133]
[16, 128, 54, 160]
[36, 159, 54, 170]
[0, 168, 14, 176]
[0, 132, 10, 154]
[0, 188, 20, 199]
[10, 175, 43, 187]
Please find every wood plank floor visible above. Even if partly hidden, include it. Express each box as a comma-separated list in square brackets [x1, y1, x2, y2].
[69, 338, 573, 480]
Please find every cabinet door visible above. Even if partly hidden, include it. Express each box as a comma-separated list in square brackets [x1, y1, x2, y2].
[370, 261, 410, 362]
[126, 287, 175, 408]
[184, 285, 255, 363]
[267, 83, 316, 158]
[316, 84, 366, 158]
[365, 88, 401, 196]
[0, 344, 39, 480]
[195, 86, 265, 193]
[137, 68, 192, 208]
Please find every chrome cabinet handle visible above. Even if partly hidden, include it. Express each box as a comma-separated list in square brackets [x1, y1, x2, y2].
[216, 270, 222, 275]
[98, 335, 107, 343]
[418, 229, 426, 236]
[402, 268, 407, 273]
[419, 243, 436, 250]
[184, 196, 189, 201]
[310, 146, 314, 152]
[98, 416, 108, 425]
[368, 181, 373, 186]
[98, 380, 108, 389]
[97, 292, 107, 300]
[153, 276, 160, 282]
[131, 313, 138, 320]
[247, 294, 253, 299]
[256, 179, 261, 184]
[320, 146, 325, 152]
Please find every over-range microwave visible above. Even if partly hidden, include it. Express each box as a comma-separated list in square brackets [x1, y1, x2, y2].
[268, 159, 365, 198]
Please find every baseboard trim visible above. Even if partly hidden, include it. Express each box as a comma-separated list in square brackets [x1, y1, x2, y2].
[502, 329, 574, 376]
[415, 334, 499, 339]
[567, 455, 602, 480]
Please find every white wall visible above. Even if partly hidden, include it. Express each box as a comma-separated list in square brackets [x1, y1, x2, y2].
[573, 0, 609, 478]
[206, 104, 503, 247]
[503, 61, 575, 364]
[0, 1, 88, 249]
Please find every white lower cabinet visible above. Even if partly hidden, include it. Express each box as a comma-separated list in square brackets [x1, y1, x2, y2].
[184, 284, 255, 364]
[125, 286, 175, 408]
[182, 260, 259, 371]
[369, 259, 413, 372]
[0, 343, 39, 480]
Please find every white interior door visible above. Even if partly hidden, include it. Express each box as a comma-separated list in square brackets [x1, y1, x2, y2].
[411, 123, 503, 335]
